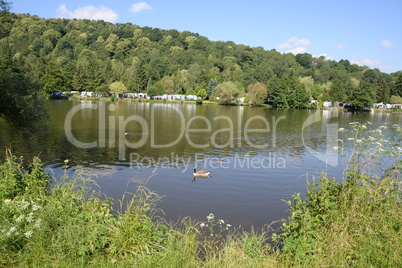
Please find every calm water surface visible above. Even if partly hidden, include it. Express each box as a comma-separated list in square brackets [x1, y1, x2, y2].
[0, 100, 400, 230]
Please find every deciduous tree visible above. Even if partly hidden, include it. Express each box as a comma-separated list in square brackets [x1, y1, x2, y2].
[109, 81, 127, 95]
[247, 82, 267, 105]
[349, 81, 374, 109]
[215, 81, 241, 104]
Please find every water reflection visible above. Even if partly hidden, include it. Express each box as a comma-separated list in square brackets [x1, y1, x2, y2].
[192, 175, 211, 183]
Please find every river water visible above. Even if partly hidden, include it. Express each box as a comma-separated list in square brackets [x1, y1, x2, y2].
[0, 100, 400, 230]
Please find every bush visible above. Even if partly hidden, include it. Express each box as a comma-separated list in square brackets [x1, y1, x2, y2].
[196, 98, 203, 105]
[0, 149, 49, 201]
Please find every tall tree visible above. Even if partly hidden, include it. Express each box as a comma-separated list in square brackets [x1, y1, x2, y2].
[41, 60, 65, 93]
[376, 79, 390, 103]
[86, 58, 101, 91]
[271, 70, 308, 108]
[270, 76, 288, 108]
[207, 78, 218, 97]
[391, 72, 402, 97]
[136, 64, 148, 92]
[160, 75, 175, 95]
[0, 0, 13, 39]
[72, 58, 89, 91]
[348, 81, 374, 109]
[329, 79, 346, 102]
[0, 2, 48, 134]
[288, 79, 309, 109]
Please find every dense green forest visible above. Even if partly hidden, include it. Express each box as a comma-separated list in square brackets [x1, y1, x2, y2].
[1, 12, 402, 108]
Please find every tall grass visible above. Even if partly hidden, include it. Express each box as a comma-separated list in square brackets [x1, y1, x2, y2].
[0, 122, 400, 267]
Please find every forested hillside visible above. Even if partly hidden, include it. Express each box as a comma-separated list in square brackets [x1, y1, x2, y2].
[2, 13, 402, 108]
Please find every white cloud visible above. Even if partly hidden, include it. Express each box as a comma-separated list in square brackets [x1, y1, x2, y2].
[57, 4, 118, 23]
[288, 37, 311, 47]
[335, 43, 346, 49]
[130, 2, 153, 13]
[278, 37, 311, 55]
[287, 47, 307, 54]
[351, 56, 381, 67]
[380, 40, 395, 48]
[351, 56, 394, 72]
[314, 53, 331, 60]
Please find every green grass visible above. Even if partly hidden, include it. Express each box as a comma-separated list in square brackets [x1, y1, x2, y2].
[0, 122, 401, 267]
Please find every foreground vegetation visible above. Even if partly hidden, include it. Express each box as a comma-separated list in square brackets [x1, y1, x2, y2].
[0, 123, 400, 267]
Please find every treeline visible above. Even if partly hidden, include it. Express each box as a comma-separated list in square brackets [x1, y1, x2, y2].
[2, 13, 402, 108]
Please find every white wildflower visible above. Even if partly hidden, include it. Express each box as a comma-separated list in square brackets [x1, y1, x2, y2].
[26, 213, 34, 223]
[200, 223, 206, 228]
[7, 226, 17, 236]
[32, 204, 42, 211]
[380, 125, 387, 130]
[24, 231, 33, 238]
[361, 125, 367, 130]
[4, 199, 11, 204]
[16, 215, 25, 223]
[333, 146, 339, 150]
[219, 219, 225, 224]
[206, 213, 214, 221]
[34, 219, 42, 228]
[356, 139, 362, 144]
[20, 200, 30, 210]
[368, 136, 375, 142]
[338, 128, 345, 132]
[226, 224, 232, 228]
[348, 138, 354, 141]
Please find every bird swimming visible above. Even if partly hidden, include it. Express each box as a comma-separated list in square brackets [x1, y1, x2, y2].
[193, 167, 211, 177]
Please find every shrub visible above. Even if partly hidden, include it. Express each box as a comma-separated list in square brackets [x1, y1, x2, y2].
[0, 149, 49, 201]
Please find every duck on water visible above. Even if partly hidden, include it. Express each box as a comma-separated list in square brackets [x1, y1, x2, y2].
[193, 167, 211, 177]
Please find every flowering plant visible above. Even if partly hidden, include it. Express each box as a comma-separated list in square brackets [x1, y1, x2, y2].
[1, 197, 43, 249]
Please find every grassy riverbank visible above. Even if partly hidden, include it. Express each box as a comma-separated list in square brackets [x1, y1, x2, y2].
[0, 123, 401, 267]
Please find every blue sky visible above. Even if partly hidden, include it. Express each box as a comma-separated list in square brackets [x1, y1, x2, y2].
[12, 0, 402, 73]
